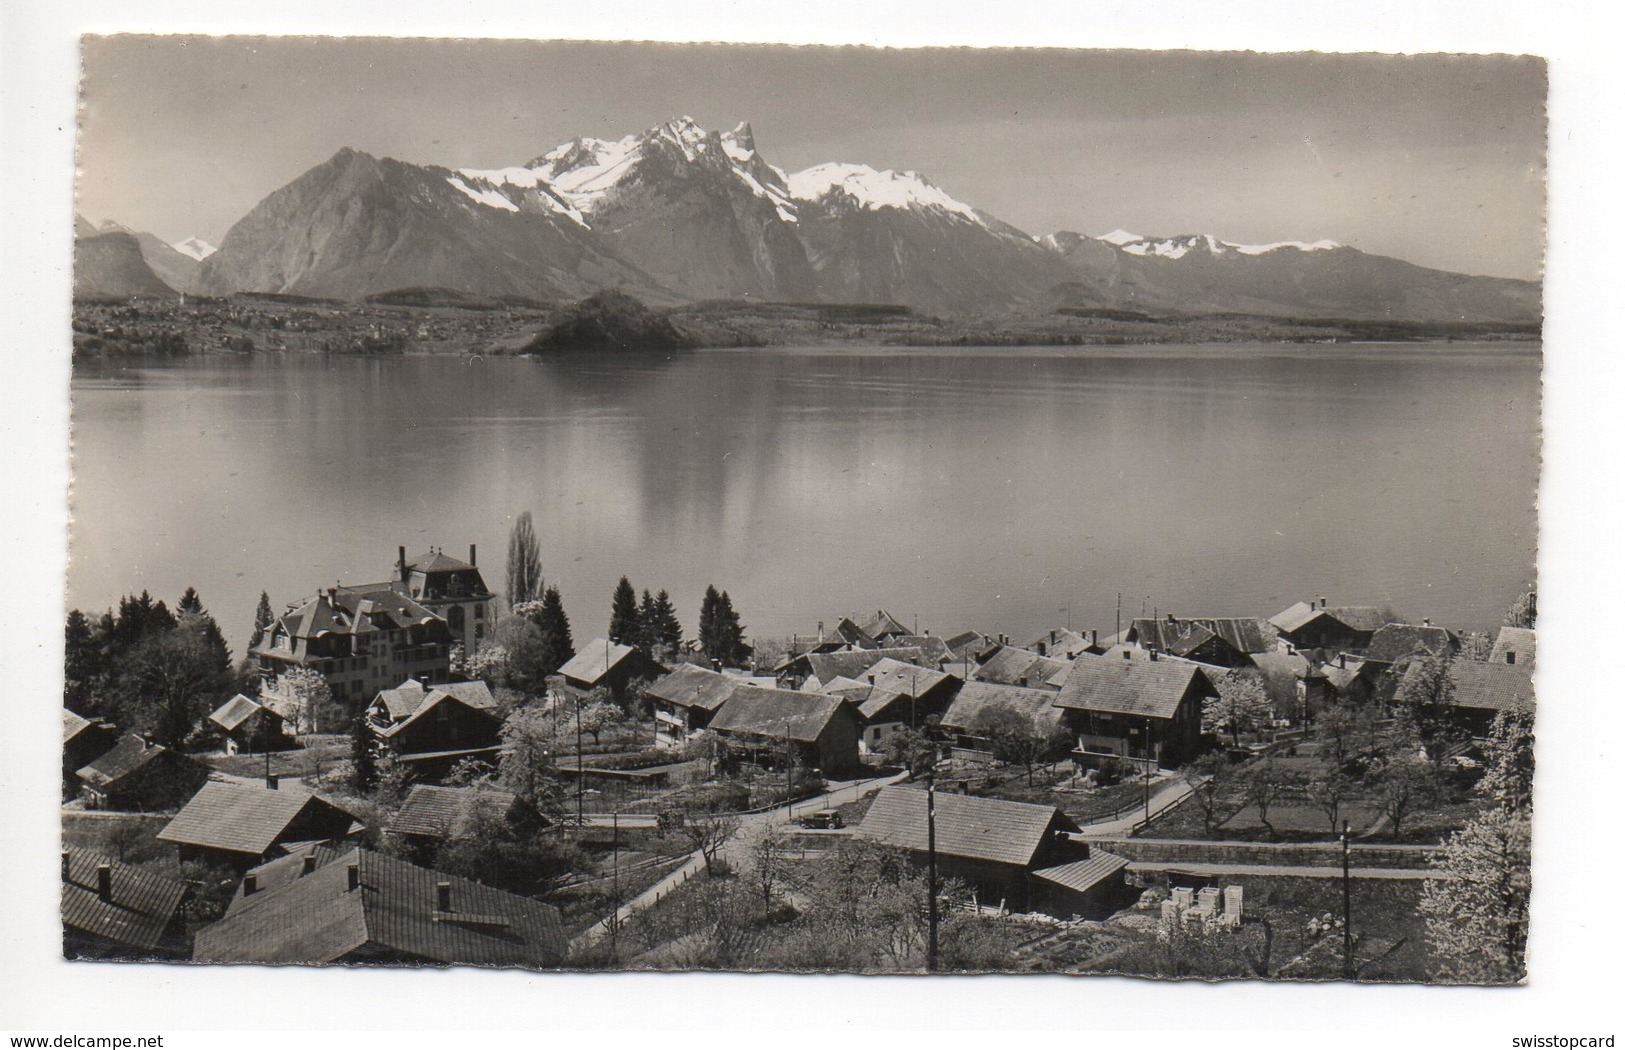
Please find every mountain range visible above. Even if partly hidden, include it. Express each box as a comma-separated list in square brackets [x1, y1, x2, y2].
[78, 117, 1541, 322]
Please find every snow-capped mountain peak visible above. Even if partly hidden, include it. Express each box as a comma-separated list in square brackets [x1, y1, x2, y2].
[171, 236, 218, 261]
[1104, 231, 1343, 260]
[1096, 228, 1144, 246]
[786, 162, 984, 224]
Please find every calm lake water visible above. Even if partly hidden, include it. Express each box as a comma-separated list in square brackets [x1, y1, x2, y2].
[68, 344, 1541, 658]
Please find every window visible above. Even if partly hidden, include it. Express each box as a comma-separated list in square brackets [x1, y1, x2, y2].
[474, 603, 485, 620]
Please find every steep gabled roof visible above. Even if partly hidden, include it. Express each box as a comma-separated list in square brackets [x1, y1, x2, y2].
[374, 679, 497, 724]
[857, 786, 1080, 868]
[210, 693, 274, 733]
[858, 609, 910, 640]
[377, 688, 502, 740]
[708, 687, 852, 743]
[61, 850, 187, 952]
[940, 680, 1065, 733]
[645, 663, 742, 712]
[1053, 652, 1212, 720]
[1270, 602, 1390, 636]
[193, 847, 568, 967]
[158, 781, 360, 857]
[1442, 660, 1536, 714]
[1366, 623, 1459, 665]
[76, 734, 175, 790]
[860, 657, 952, 698]
[971, 645, 1069, 689]
[63, 708, 92, 744]
[1489, 627, 1537, 668]
[803, 647, 930, 684]
[557, 639, 638, 685]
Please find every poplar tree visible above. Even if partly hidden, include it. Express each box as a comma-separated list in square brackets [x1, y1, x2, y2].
[506, 511, 544, 609]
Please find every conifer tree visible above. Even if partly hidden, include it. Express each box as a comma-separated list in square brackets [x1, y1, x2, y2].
[351, 712, 379, 794]
[535, 585, 575, 677]
[178, 587, 204, 616]
[609, 576, 640, 645]
[637, 589, 659, 652]
[651, 589, 683, 657]
[63, 609, 103, 715]
[250, 591, 274, 650]
[698, 585, 721, 663]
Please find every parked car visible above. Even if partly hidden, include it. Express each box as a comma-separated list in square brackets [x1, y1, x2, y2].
[798, 809, 844, 830]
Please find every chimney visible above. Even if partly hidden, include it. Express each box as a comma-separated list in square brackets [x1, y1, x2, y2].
[817, 620, 825, 641]
[266, 772, 279, 790]
[1167, 613, 1177, 625]
[1122, 650, 1132, 660]
[468, 544, 477, 566]
[1286, 643, 1297, 655]
[436, 881, 452, 912]
[1036, 641, 1047, 656]
[1091, 629, 1099, 646]
[243, 873, 258, 896]
[142, 735, 154, 750]
[347, 862, 360, 891]
[867, 674, 876, 685]
[1050, 630, 1058, 645]
[1318, 596, 1328, 610]
[61, 851, 70, 881]
[302, 853, 318, 876]
[1018, 675, 1029, 687]
[399, 545, 409, 584]
[96, 864, 112, 902]
[1422, 617, 1432, 627]
[1149, 650, 1159, 662]
[1338, 654, 1347, 669]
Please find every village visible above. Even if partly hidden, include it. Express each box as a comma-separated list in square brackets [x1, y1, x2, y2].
[59, 531, 1536, 979]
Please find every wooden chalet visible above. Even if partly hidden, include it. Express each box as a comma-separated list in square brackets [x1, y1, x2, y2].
[779, 646, 933, 691]
[970, 644, 1070, 691]
[646, 663, 742, 749]
[1269, 599, 1391, 652]
[207, 693, 290, 755]
[938, 680, 1067, 762]
[74, 734, 209, 812]
[856, 787, 1129, 917]
[556, 638, 666, 704]
[1403, 658, 1536, 738]
[366, 678, 503, 779]
[157, 777, 363, 871]
[1363, 622, 1462, 669]
[61, 850, 189, 961]
[62, 709, 119, 800]
[706, 686, 862, 774]
[1125, 616, 1274, 668]
[1303, 652, 1382, 710]
[385, 784, 549, 861]
[194, 846, 568, 968]
[1053, 648, 1216, 771]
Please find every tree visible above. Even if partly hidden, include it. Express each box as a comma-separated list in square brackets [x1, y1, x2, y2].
[1504, 585, 1537, 629]
[575, 694, 624, 747]
[1241, 758, 1297, 840]
[505, 511, 544, 609]
[350, 713, 379, 795]
[1315, 698, 1384, 774]
[1395, 652, 1471, 766]
[534, 586, 575, 678]
[609, 576, 641, 645]
[714, 591, 750, 667]
[114, 614, 236, 748]
[1205, 670, 1274, 745]
[682, 810, 742, 875]
[249, 591, 274, 651]
[697, 586, 720, 662]
[1181, 751, 1242, 837]
[1419, 805, 1530, 983]
[177, 587, 203, 616]
[1306, 769, 1358, 836]
[1479, 702, 1535, 810]
[272, 665, 338, 735]
[1370, 755, 1439, 839]
[649, 589, 683, 659]
[970, 705, 1064, 784]
[63, 609, 104, 715]
[497, 704, 563, 814]
[877, 725, 939, 777]
[752, 825, 790, 909]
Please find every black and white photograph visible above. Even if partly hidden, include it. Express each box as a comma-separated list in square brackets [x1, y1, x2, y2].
[55, 35, 1548, 982]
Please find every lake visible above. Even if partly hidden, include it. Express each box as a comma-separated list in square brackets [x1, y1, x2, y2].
[67, 344, 1541, 658]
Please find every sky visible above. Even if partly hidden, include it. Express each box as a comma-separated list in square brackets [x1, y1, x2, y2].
[77, 38, 1547, 280]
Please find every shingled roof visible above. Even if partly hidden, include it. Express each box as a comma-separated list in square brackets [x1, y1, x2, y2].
[940, 681, 1065, 733]
[972, 645, 1070, 689]
[1366, 624, 1460, 665]
[1053, 652, 1213, 720]
[1434, 660, 1537, 714]
[557, 639, 637, 685]
[1128, 617, 1273, 658]
[193, 847, 568, 968]
[857, 787, 1080, 868]
[209, 693, 274, 734]
[386, 784, 531, 841]
[860, 657, 952, 698]
[708, 687, 852, 743]
[857, 609, 911, 640]
[1490, 627, 1537, 668]
[75, 734, 175, 791]
[158, 781, 361, 858]
[373, 679, 496, 723]
[645, 664, 742, 712]
[803, 647, 930, 685]
[1031, 850, 1131, 895]
[273, 585, 443, 643]
[61, 850, 188, 954]
[1270, 602, 1391, 636]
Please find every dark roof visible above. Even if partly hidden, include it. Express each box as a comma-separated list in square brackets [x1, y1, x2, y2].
[803, 647, 930, 684]
[193, 847, 568, 967]
[972, 645, 1069, 689]
[1053, 652, 1212, 720]
[272, 585, 443, 643]
[888, 635, 955, 666]
[1366, 624, 1460, 664]
[645, 664, 742, 712]
[1270, 602, 1390, 635]
[1440, 660, 1536, 714]
[373, 679, 496, 723]
[857, 787, 1080, 868]
[1031, 850, 1131, 895]
[1024, 628, 1095, 659]
[557, 639, 641, 685]
[708, 686, 852, 743]
[60, 850, 187, 952]
[377, 688, 502, 741]
[859, 657, 952, 698]
[857, 609, 911, 639]
[1129, 617, 1273, 657]
[405, 549, 474, 573]
[158, 781, 360, 857]
[1490, 627, 1537, 667]
[855, 688, 913, 722]
[940, 681, 1065, 733]
[228, 844, 348, 912]
[210, 693, 273, 733]
[387, 785, 526, 840]
[76, 734, 174, 790]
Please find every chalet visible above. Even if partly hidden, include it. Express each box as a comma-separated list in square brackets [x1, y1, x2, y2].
[207, 693, 290, 755]
[193, 846, 569, 968]
[1490, 626, 1536, 668]
[1363, 622, 1461, 670]
[1125, 616, 1274, 668]
[1303, 653, 1383, 710]
[75, 734, 209, 811]
[1247, 647, 1313, 720]
[386, 784, 549, 860]
[251, 584, 453, 725]
[856, 787, 1129, 917]
[780, 617, 879, 663]
[707, 686, 862, 774]
[810, 659, 952, 755]
[885, 634, 957, 669]
[783, 646, 933, 691]
[971, 644, 1070, 691]
[1053, 648, 1217, 771]
[556, 638, 666, 705]
[1025, 627, 1099, 660]
[938, 681, 1067, 762]
[157, 777, 363, 871]
[857, 609, 912, 643]
[944, 630, 996, 671]
[646, 663, 742, 749]
[391, 544, 497, 655]
[1269, 598, 1391, 652]
[62, 709, 119, 799]
[60, 850, 189, 961]
[1404, 658, 1536, 738]
[367, 678, 503, 779]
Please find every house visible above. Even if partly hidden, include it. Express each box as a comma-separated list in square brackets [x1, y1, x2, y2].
[1125, 616, 1274, 668]
[857, 609, 912, 643]
[157, 777, 363, 871]
[646, 663, 742, 748]
[555, 638, 666, 705]
[943, 630, 995, 671]
[856, 787, 1128, 917]
[193, 846, 569, 968]
[779, 617, 880, 664]
[1247, 647, 1313, 721]
[885, 634, 957, 669]
[366, 679, 504, 779]
[1269, 599, 1391, 652]
[251, 584, 454, 725]
[1489, 626, 1536, 668]
[390, 544, 497, 655]
[1410, 659, 1536, 738]
[1024, 628, 1098, 660]
[207, 693, 290, 755]
[971, 644, 1070, 690]
[783, 646, 933, 691]
[811, 658, 954, 755]
[1362, 622, 1461, 669]
[1303, 653, 1382, 710]
[62, 709, 119, 799]
[938, 681, 1067, 761]
[61, 850, 189, 960]
[386, 784, 549, 860]
[74, 734, 210, 811]
[707, 686, 863, 774]
[1052, 648, 1217, 771]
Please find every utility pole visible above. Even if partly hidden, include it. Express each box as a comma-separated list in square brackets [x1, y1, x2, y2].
[1341, 819, 1355, 979]
[1143, 717, 1153, 826]
[926, 770, 940, 973]
[1115, 592, 1122, 642]
[575, 695, 583, 825]
[610, 809, 620, 963]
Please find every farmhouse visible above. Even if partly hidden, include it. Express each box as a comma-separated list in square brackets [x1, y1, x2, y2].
[938, 680, 1067, 761]
[207, 693, 290, 754]
[366, 678, 503, 778]
[1126, 616, 1274, 668]
[707, 686, 862, 774]
[556, 638, 666, 704]
[971, 644, 1070, 690]
[62, 709, 119, 799]
[385, 784, 549, 859]
[647, 663, 743, 748]
[74, 734, 209, 811]
[1052, 649, 1216, 771]
[1364, 622, 1461, 669]
[158, 777, 363, 871]
[1269, 599, 1390, 652]
[783, 646, 933, 691]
